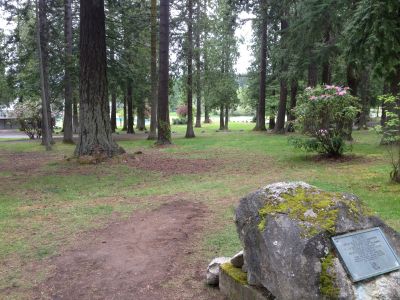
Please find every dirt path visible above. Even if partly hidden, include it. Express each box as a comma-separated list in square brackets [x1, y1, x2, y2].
[34, 200, 222, 300]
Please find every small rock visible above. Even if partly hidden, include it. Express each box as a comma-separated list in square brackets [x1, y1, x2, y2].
[304, 209, 317, 218]
[230, 250, 244, 268]
[206, 257, 230, 286]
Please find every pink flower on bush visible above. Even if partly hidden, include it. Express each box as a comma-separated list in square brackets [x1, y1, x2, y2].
[310, 96, 317, 101]
[325, 85, 335, 90]
[337, 90, 347, 96]
[176, 105, 188, 118]
[318, 129, 328, 137]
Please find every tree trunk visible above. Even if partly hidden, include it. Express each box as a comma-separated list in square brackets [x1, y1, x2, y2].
[204, 105, 210, 123]
[275, 18, 288, 134]
[269, 89, 276, 130]
[275, 79, 288, 134]
[381, 84, 389, 126]
[157, 0, 171, 145]
[288, 79, 298, 121]
[254, 0, 267, 131]
[74, 0, 123, 157]
[63, 0, 73, 143]
[194, 0, 202, 128]
[148, 0, 158, 140]
[36, 0, 52, 150]
[136, 102, 146, 131]
[269, 116, 275, 130]
[358, 69, 370, 130]
[287, 79, 298, 132]
[346, 63, 359, 96]
[73, 95, 79, 133]
[224, 105, 229, 130]
[219, 104, 225, 130]
[321, 62, 332, 85]
[308, 57, 318, 88]
[344, 62, 359, 139]
[110, 90, 117, 132]
[127, 80, 135, 134]
[122, 92, 127, 131]
[185, 0, 195, 138]
[321, 30, 332, 85]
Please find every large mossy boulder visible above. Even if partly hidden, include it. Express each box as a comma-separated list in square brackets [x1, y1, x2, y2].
[235, 182, 400, 300]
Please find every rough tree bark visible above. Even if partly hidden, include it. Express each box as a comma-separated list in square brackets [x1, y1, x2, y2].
[136, 103, 146, 131]
[204, 106, 210, 123]
[110, 48, 117, 133]
[269, 90, 276, 130]
[148, 0, 158, 140]
[122, 93, 127, 131]
[37, 0, 53, 146]
[110, 90, 117, 132]
[74, 0, 123, 157]
[275, 18, 288, 134]
[269, 115, 276, 130]
[73, 95, 79, 133]
[254, 0, 268, 131]
[127, 80, 134, 134]
[321, 29, 332, 85]
[194, 0, 202, 128]
[63, 0, 73, 143]
[275, 79, 288, 134]
[345, 62, 359, 139]
[224, 105, 229, 130]
[288, 80, 298, 121]
[346, 63, 359, 96]
[203, 0, 211, 124]
[307, 51, 318, 88]
[321, 62, 332, 85]
[358, 69, 370, 130]
[381, 84, 389, 126]
[185, 0, 195, 138]
[157, 0, 172, 145]
[219, 104, 225, 130]
[36, 0, 52, 150]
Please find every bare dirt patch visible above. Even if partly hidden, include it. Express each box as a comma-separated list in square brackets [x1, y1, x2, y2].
[0, 152, 62, 173]
[114, 152, 220, 175]
[34, 200, 222, 300]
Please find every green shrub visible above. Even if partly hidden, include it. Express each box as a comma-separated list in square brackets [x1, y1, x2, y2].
[172, 117, 187, 125]
[376, 94, 399, 183]
[14, 100, 42, 139]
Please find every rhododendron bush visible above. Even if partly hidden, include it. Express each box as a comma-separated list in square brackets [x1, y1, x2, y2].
[290, 85, 359, 157]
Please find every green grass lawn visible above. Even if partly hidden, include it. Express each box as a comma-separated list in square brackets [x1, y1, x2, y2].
[0, 122, 399, 298]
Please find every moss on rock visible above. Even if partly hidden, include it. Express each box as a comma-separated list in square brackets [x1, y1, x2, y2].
[220, 262, 248, 285]
[258, 187, 339, 236]
[320, 253, 339, 299]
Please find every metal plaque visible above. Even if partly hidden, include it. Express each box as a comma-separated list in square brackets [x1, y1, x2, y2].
[331, 227, 400, 282]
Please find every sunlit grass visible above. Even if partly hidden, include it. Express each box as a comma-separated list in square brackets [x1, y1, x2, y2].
[0, 123, 399, 297]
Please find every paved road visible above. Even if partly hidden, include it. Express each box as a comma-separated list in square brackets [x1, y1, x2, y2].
[0, 129, 28, 139]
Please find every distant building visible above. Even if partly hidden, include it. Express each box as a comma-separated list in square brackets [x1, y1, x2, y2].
[0, 109, 19, 129]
